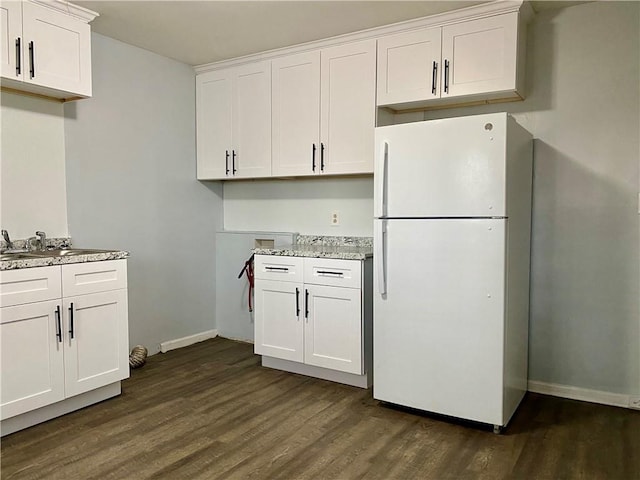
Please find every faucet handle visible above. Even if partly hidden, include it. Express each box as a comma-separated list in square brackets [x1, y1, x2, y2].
[35, 231, 47, 251]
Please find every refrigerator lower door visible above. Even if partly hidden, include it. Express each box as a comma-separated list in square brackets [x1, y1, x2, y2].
[374, 218, 506, 425]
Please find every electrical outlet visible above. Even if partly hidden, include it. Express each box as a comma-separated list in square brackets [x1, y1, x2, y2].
[629, 396, 640, 410]
[331, 211, 340, 226]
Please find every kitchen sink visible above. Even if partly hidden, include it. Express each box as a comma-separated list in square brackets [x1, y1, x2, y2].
[0, 252, 42, 261]
[27, 249, 115, 257]
[1, 249, 115, 261]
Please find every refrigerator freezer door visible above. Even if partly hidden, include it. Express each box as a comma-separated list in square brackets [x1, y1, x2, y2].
[374, 113, 507, 218]
[373, 218, 506, 425]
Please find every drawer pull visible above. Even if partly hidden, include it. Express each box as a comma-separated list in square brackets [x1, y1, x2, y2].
[317, 270, 344, 277]
[69, 302, 75, 339]
[265, 266, 289, 272]
[55, 305, 62, 342]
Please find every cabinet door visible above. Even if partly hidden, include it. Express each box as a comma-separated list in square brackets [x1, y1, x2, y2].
[197, 69, 233, 179]
[21, 1, 92, 96]
[271, 51, 320, 177]
[0, 1, 22, 81]
[233, 61, 272, 178]
[0, 300, 65, 420]
[63, 290, 129, 398]
[320, 40, 376, 175]
[304, 285, 362, 375]
[254, 279, 304, 362]
[377, 28, 441, 106]
[442, 13, 518, 99]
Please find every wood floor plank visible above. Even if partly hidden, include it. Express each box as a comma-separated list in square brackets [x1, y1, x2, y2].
[2, 337, 639, 480]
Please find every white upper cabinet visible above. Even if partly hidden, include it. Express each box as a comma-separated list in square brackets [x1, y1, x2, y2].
[197, 61, 271, 180]
[0, 0, 97, 99]
[441, 13, 519, 99]
[0, 1, 22, 80]
[271, 51, 321, 177]
[377, 11, 526, 110]
[272, 39, 376, 177]
[320, 41, 376, 175]
[377, 28, 442, 106]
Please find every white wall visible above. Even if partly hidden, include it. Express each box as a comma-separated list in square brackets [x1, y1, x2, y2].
[224, 177, 373, 236]
[64, 34, 223, 354]
[1, 93, 68, 239]
[223, 2, 640, 396]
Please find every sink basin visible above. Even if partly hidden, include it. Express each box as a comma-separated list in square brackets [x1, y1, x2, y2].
[28, 248, 115, 257]
[0, 252, 42, 261]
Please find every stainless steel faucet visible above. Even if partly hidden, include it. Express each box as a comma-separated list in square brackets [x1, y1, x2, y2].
[1, 229, 14, 249]
[35, 231, 47, 251]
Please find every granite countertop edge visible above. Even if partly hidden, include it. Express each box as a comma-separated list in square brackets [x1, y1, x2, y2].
[253, 245, 372, 261]
[0, 250, 130, 271]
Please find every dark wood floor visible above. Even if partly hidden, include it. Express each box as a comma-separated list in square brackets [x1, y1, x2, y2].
[2, 337, 639, 480]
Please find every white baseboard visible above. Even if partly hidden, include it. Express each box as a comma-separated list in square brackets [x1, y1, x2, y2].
[160, 329, 218, 353]
[528, 380, 632, 409]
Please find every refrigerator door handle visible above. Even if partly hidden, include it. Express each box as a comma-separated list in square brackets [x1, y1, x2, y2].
[374, 141, 389, 218]
[375, 220, 387, 295]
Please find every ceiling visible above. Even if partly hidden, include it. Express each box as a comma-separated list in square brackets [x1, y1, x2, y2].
[74, 1, 582, 67]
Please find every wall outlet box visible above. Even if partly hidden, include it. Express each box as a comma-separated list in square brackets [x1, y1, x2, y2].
[629, 396, 640, 410]
[331, 211, 340, 226]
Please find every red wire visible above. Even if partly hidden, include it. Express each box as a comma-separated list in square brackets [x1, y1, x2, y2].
[245, 260, 254, 312]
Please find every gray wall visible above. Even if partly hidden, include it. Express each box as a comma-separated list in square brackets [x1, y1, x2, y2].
[64, 33, 223, 355]
[417, 2, 639, 395]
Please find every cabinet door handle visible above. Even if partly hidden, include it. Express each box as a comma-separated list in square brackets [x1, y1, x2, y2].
[304, 289, 309, 319]
[265, 266, 288, 272]
[68, 302, 75, 339]
[55, 305, 62, 342]
[295, 287, 300, 317]
[431, 61, 437, 95]
[320, 143, 325, 172]
[28, 41, 34, 78]
[444, 59, 450, 94]
[232, 150, 237, 174]
[317, 270, 343, 277]
[15, 38, 21, 76]
[225, 150, 230, 175]
[312, 143, 316, 172]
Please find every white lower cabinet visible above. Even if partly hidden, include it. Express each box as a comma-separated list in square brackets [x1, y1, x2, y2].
[0, 260, 129, 429]
[0, 300, 65, 419]
[304, 284, 362, 374]
[62, 289, 129, 398]
[254, 255, 370, 385]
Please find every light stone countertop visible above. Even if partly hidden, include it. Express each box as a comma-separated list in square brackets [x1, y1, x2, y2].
[0, 250, 129, 271]
[253, 235, 372, 260]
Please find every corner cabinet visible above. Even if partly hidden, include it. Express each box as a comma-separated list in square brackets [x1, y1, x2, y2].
[377, 11, 528, 110]
[196, 61, 272, 180]
[254, 255, 372, 388]
[271, 40, 376, 177]
[0, 260, 129, 435]
[0, 0, 98, 100]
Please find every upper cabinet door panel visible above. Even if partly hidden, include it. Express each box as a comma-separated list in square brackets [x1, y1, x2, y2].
[197, 69, 233, 179]
[1, 1, 22, 80]
[21, 1, 92, 96]
[442, 13, 518, 99]
[233, 61, 271, 178]
[271, 50, 320, 177]
[377, 28, 441, 106]
[321, 40, 376, 175]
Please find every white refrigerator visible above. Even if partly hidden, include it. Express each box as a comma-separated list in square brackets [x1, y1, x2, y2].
[373, 112, 533, 432]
